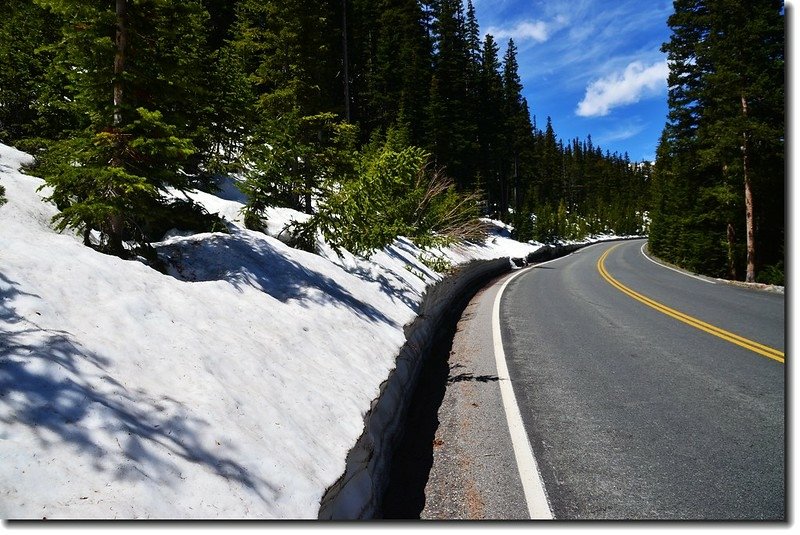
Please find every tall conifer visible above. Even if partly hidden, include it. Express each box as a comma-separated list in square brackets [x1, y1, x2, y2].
[477, 34, 505, 216]
[32, 0, 208, 256]
[0, 1, 64, 143]
[425, 0, 473, 188]
[655, 0, 784, 281]
[230, 0, 348, 219]
[502, 39, 534, 217]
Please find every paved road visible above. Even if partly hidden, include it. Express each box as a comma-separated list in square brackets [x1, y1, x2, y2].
[501, 239, 785, 519]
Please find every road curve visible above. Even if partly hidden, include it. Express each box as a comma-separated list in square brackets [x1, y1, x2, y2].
[500, 239, 785, 519]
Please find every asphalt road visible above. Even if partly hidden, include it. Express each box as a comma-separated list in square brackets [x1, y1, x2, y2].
[500, 239, 785, 519]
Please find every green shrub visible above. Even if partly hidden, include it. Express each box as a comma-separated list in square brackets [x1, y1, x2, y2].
[239, 112, 359, 223]
[418, 252, 452, 273]
[756, 263, 784, 286]
[305, 143, 486, 256]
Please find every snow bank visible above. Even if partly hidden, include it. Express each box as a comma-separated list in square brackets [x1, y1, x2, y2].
[0, 143, 540, 519]
[318, 256, 514, 518]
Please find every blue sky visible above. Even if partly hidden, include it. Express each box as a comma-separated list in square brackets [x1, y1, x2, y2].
[471, 0, 676, 162]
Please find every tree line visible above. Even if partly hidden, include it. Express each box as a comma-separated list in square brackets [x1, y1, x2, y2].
[651, 0, 784, 284]
[0, 0, 650, 263]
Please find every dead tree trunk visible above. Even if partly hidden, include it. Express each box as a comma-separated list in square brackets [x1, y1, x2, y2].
[108, 0, 128, 253]
[727, 221, 737, 280]
[741, 93, 756, 283]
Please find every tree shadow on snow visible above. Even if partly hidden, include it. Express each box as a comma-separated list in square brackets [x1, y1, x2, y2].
[0, 273, 279, 506]
[384, 239, 438, 283]
[158, 229, 396, 327]
[344, 262, 422, 314]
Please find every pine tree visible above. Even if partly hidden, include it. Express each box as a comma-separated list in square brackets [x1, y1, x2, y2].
[352, 0, 432, 145]
[32, 0, 210, 256]
[202, 0, 240, 51]
[462, 0, 483, 187]
[539, 116, 560, 206]
[502, 38, 535, 217]
[656, 0, 784, 281]
[701, 0, 784, 282]
[464, 0, 481, 67]
[477, 34, 505, 217]
[424, 73, 446, 170]
[206, 41, 256, 172]
[0, 0, 65, 143]
[424, 0, 474, 188]
[229, 0, 346, 219]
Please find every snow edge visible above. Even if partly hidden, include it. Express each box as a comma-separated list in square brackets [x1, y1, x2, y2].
[317, 257, 514, 519]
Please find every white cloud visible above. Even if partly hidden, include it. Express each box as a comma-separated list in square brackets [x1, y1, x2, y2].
[596, 120, 646, 144]
[484, 20, 551, 43]
[576, 59, 669, 117]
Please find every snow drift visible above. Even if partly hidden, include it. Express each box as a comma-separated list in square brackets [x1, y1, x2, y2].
[0, 143, 539, 519]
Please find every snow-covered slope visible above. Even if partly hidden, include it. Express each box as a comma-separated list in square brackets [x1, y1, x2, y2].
[0, 143, 539, 519]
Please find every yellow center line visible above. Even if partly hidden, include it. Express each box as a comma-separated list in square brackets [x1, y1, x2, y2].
[597, 245, 785, 364]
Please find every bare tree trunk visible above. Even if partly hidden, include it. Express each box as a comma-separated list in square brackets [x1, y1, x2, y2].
[108, 0, 128, 253]
[304, 175, 313, 214]
[741, 93, 756, 282]
[727, 221, 736, 279]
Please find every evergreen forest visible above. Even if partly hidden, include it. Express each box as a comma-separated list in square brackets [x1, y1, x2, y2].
[0, 1, 783, 284]
[652, 0, 784, 284]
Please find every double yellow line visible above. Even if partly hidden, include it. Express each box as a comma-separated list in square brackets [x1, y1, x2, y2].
[597, 245, 784, 363]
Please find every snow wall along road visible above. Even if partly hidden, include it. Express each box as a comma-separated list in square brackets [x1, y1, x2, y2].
[316, 242, 600, 519]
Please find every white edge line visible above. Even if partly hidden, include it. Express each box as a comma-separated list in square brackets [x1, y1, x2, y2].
[492, 254, 579, 520]
[639, 242, 715, 284]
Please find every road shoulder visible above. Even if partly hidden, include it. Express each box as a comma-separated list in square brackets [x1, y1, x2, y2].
[419, 282, 529, 519]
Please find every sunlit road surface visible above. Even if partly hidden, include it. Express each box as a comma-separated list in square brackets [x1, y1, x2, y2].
[499, 239, 784, 519]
